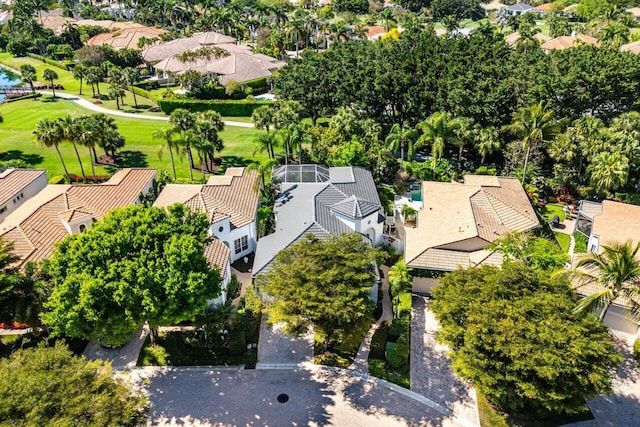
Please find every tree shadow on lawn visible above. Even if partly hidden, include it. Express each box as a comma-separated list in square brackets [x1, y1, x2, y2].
[104, 150, 148, 173]
[215, 156, 253, 174]
[0, 150, 44, 166]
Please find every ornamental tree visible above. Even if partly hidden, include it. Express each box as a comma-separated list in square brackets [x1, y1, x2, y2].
[0, 342, 147, 426]
[431, 261, 622, 418]
[258, 233, 384, 350]
[42, 204, 221, 345]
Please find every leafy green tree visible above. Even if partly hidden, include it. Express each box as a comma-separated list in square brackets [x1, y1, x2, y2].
[432, 261, 622, 417]
[258, 233, 383, 350]
[19, 64, 37, 100]
[42, 68, 58, 98]
[42, 204, 222, 346]
[563, 241, 640, 321]
[490, 232, 569, 272]
[0, 342, 147, 426]
[588, 151, 629, 196]
[474, 126, 502, 164]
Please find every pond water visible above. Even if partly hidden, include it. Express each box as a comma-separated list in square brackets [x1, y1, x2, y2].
[0, 68, 22, 102]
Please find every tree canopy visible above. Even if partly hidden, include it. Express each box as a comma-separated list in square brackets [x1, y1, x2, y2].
[431, 261, 622, 417]
[42, 204, 221, 346]
[0, 342, 147, 426]
[258, 233, 383, 348]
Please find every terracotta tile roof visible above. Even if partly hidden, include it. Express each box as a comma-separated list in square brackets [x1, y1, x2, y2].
[541, 34, 600, 51]
[363, 25, 387, 40]
[40, 14, 76, 34]
[408, 248, 504, 271]
[591, 201, 640, 249]
[405, 176, 539, 271]
[571, 261, 640, 309]
[0, 169, 46, 207]
[86, 26, 167, 49]
[627, 7, 640, 17]
[480, 1, 505, 10]
[204, 238, 230, 272]
[142, 31, 237, 63]
[532, 2, 554, 11]
[0, 168, 156, 267]
[504, 31, 552, 45]
[153, 167, 260, 229]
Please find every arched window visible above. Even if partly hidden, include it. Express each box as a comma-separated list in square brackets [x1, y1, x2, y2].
[79, 224, 86, 233]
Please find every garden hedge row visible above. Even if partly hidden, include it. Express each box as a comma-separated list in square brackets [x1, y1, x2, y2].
[158, 99, 272, 116]
[131, 86, 156, 101]
[26, 53, 71, 71]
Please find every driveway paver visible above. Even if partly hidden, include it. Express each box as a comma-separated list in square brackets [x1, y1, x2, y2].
[411, 296, 480, 426]
[137, 366, 469, 426]
[256, 319, 313, 368]
[83, 323, 149, 369]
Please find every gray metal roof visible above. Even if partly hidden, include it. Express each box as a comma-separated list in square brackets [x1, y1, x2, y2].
[507, 3, 533, 11]
[252, 166, 381, 277]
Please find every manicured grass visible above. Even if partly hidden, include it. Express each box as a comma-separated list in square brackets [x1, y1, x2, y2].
[540, 203, 565, 223]
[477, 390, 509, 427]
[0, 97, 267, 181]
[554, 231, 570, 254]
[573, 232, 588, 254]
[369, 358, 410, 388]
[398, 292, 412, 318]
[0, 53, 164, 116]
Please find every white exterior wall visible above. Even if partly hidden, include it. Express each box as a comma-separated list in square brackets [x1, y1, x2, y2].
[588, 234, 600, 253]
[209, 219, 257, 264]
[331, 210, 384, 246]
[207, 258, 231, 307]
[0, 173, 47, 223]
[603, 305, 640, 337]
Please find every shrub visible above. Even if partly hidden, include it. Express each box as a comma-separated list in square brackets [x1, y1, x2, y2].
[634, 339, 640, 366]
[49, 175, 66, 184]
[157, 99, 271, 116]
[240, 286, 262, 344]
[388, 316, 409, 342]
[130, 86, 156, 101]
[369, 321, 390, 360]
[369, 358, 410, 388]
[228, 328, 246, 356]
[26, 53, 70, 71]
[314, 351, 350, 368]
[226, 275, 241, 302]
[387, 334, 409, 373]
[138, 343, 170, 366]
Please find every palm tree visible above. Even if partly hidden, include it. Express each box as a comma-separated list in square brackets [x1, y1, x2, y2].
[379, 8, 395, 32]
[599, 23, 629, 47]
[123, 67, 139, 108]
[20, 65, 37, 100]
[57, 115, 86, 182]
[588, 151, 629, 196]
[504, 102, 561, 184]
[153, 128, 179, 180]
[253, 132, 278, 160]
[566, 241, 640, 322]
[42, 69, 58, 98]
[416, 111, 463, 172]
[251, 105, 274, 133]
[108, 83, 125, 109]
[247, 158, 279, 194]
[72, 65, 86, 95]
[474, 126, 502, 164]
[34, 119, 70, 183]
[388, 260, 412, 317]
[385, 123, 419, 162]
[85, 66, 103, 97]
[74, 116, 97, 177]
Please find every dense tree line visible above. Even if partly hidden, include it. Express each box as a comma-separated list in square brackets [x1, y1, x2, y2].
[274, 29, 640, 129]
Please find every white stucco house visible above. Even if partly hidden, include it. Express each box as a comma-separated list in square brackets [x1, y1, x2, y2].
[0, 168, 48, 223]
[154, 167, 261, 305]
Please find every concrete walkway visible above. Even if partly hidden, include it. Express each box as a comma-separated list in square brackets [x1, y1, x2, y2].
[133, 364, 473, 426]
[82, 323, 149, 369]
[411, 296, 480, 426]
[39, 91, 254, 128]
[349, 265, 394, 374]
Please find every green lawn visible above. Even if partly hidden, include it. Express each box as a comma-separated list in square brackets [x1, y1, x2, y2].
[0, 53, 164, 117]
[554, 231, 570, 254]
[540, 203, 565, 223]
[0, 97, 266, 181]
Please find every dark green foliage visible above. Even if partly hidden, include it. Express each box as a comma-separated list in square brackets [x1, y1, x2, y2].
[228, 327, 246, 356]
[634, 339, 640, 366]
[0, 342, 147, 426]
[388, 316, 409, 342]
[387, 333, 409, 373]
[430, 0, 483, 20]
[431, 261, 622, 417]
[42, 205, 221, 346]
[369, 321, 390, 360]
[332, 0, 369, 13]
[369, 358, 411, 388]
[226, 275, 241, 302]
[158, 99, 272, 116]
[490, 232, 569, 272]
[239, 285, 262, 344]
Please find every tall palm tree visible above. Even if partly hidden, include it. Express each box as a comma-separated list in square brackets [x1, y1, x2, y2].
[253, 133, 278, 160]
[251, 106, 274, 133]
[72, 65, 87, 95]
[153, 128, 179, 180]
[20, 64, 37, 100]
[588, 150, 629, 196]
[388, 260, 412, 318]
[599, 23, 629, 47]
[504, 102, 561, 184]
[416, 111, 462, 172]
[34, 119, 70, 183]
[247, 158, 279, 194]
[58, 115, 86, 182]
[566, 241, 640, 322]
[122, 67, 139, 108]
[385, 123, 419, 162]
[475, 126, 502, 164]
[42, 68, 59, 98]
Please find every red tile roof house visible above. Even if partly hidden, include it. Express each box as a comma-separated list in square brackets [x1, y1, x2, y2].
[153, 167, 261, 306]
[0, 168, 158, 269]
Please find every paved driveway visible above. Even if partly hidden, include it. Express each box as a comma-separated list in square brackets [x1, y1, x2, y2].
[256, 319, 313, 368]
[137, 366, 468, 426]
[411, 296, 480, 426]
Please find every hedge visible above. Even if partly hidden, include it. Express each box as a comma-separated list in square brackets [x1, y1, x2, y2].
[26, 53, 71, 71]
[244, 76, 269, 93]
[158, 99, 272, 116]
[131, 85, 156, 102]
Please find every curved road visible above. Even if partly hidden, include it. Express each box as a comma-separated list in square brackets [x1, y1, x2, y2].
[39, 91, 254, 128]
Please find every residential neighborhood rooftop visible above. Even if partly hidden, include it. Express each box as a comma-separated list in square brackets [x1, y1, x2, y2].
[591, 200, 640, 250]
[541, 33, 600, 51]
[0, 168, 46, 208]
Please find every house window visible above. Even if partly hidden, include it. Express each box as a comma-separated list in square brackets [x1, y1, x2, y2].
[0, 206, 6, 214]
[79, 224, 86, 233]
[234, 236, 248, 254]
[219, 226, 224, 233]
